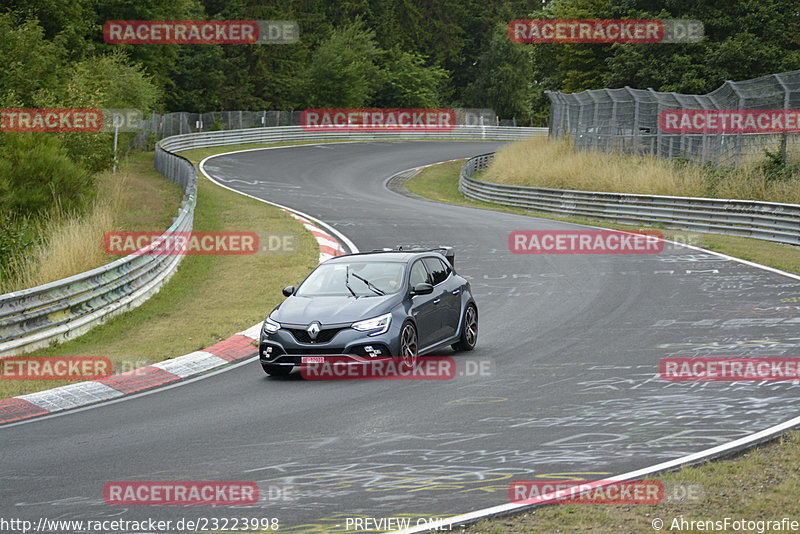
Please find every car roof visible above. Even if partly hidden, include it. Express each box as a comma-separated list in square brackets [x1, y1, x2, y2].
[325, 251, 444, 264]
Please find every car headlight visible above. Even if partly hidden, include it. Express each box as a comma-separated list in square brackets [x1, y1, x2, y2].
[351, 313, 392, 336]
[263, 317, 281, 334]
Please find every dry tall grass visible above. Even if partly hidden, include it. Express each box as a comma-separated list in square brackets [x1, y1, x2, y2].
[484, 137, 800, 204]
[0, 169, 128, 293]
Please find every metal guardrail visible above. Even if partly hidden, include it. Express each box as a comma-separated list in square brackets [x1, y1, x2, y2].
[157, 125, 546, 152]
[460, 153, 800, 246]
[0, 126, 543, 356]
[131, 109, 524, 150]
[0, 144, 197, 357]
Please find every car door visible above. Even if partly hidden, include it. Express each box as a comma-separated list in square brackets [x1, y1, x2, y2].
[408, 259, 439, 348]
[423, 257, 460, 340]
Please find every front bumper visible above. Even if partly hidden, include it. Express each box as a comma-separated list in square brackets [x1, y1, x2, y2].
[259, 322, 402, 367]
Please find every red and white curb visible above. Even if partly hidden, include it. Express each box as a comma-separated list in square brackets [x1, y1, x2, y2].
[0, 212, 348, 425]
[282, 209, 346, 262]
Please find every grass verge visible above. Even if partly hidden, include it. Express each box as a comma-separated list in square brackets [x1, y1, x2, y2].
[484, 136, 800, 203]
[1, 149, 318, 398]
[405, 160, 800, 532]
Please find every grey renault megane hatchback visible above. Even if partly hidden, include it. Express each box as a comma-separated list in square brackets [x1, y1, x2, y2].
[258, 247, 478, 376]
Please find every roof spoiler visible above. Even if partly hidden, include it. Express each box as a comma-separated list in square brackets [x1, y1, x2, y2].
[439, 246, 455, 268]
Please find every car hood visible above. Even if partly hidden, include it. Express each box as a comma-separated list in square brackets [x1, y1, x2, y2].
[271, 294, 400, 326]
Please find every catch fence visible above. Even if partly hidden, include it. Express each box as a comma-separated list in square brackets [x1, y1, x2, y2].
[547, 70, 800, 166]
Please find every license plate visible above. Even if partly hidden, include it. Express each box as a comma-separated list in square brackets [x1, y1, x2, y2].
[302, 356, 326, 364]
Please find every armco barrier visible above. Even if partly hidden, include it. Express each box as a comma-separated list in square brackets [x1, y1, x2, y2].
[0, 126, 544, 356]
[459, 153, 800, 246]
[0, 145, 197, 357]
[156, 124, 545, 152]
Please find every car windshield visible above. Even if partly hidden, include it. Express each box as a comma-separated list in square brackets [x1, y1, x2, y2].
[295, 261, 405, 297]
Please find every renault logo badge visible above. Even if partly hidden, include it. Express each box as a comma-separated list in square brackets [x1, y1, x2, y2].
[307, 322, 321, 340]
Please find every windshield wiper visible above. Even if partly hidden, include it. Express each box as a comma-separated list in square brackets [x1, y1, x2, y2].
[351, 272, 385, 296]
[345, 265, 357, 297]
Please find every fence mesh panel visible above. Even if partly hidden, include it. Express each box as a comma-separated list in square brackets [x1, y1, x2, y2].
[547, 70, 800, 166]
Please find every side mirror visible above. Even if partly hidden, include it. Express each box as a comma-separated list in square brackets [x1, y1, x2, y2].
[411, 282, 433, 296]
[282, 286, 295, 297]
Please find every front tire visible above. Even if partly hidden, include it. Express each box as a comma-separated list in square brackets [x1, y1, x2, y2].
[452, 304, 477, 352]
[397, 321, 419, 370]
[261, 363, 292, 376]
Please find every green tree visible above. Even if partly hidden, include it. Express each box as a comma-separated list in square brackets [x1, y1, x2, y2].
[44, 50, 162, 172]
[2, 0, 97, 60]
[604, 1, 800, 93]
[91, 0, 208, 110]
[462, 23, 533, 121]
[166, 45, 226, 112]
[525, 0, 800, 121]
[528, 0, 619, 94]
[373, 47, 448, 107]
[199, 0, 309, 110]
[0, 14, 63, 107]
[293, 19, 382, 108]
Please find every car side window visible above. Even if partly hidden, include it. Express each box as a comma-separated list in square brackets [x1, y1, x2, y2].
[409, 260, 430, 287]
[442, 260, 452, 278]
[423, 257, 449, 285]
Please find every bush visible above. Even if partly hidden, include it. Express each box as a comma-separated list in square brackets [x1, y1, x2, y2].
[0, 133, 93, 218]
[0, 213, 37, 272]
[758, 146, 799, 181]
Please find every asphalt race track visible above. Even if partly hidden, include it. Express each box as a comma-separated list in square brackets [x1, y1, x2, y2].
[3, 141, 800, 533]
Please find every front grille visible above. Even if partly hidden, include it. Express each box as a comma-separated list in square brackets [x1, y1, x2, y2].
[286, 327, 346, 344]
